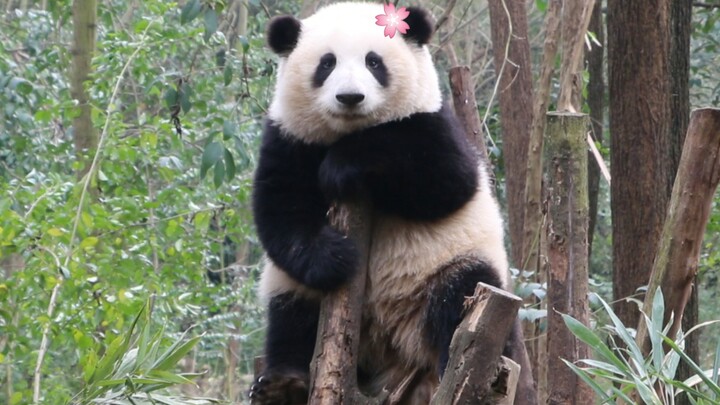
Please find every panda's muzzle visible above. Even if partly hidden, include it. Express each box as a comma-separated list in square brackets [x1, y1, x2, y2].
[336, 93, 365, 107]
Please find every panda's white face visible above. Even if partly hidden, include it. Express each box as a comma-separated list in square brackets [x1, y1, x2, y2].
[267, 2, 442, 144]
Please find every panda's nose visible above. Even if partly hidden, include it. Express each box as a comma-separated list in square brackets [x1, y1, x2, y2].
[336, 93, 365, 106]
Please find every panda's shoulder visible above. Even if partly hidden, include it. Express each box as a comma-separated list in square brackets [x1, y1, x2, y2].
[258, 120, 327, 171]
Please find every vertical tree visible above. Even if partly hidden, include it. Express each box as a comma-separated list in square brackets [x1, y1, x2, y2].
[668, 2, 694, 402]
[607, 0, 676, 327]
[70, 0, 98, 179]
[586, 0, 604, 251]
[487, 0, 534, 267]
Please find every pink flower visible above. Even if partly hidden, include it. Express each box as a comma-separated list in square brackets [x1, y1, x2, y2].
[375, 3, 410, 39]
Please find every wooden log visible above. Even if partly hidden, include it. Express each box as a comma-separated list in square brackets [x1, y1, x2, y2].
[308, 203, 377, 405]
[635, 107, 720, 352]
[543, 112, 594, 405]
[431, 283, 523, 405]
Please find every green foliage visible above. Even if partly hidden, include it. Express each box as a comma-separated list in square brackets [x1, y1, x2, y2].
[564, 290, 720, 404]
[74, 300, 217, 404]
[0, 0, 277, 402]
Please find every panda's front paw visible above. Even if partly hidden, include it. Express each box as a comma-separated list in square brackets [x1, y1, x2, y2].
[302, 225, 359, 291]
[318, 151, 365, 202]
[248, 369, 309, 405]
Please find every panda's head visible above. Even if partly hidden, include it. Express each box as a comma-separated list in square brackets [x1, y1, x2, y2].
[267, 2, 442, 144]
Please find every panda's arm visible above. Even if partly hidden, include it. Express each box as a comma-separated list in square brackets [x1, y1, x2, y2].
[318, 106, 479, 220]
[253, 122, 358, 291]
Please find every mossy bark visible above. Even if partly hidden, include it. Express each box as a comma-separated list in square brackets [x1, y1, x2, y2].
[543, 112, 593, 405]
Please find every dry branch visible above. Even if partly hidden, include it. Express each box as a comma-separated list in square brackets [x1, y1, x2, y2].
[557, 0, 596, 112]
[635, 108, 720, 352]
[544, 112, 594, 405]
[431, 283, 522, 405]
[449, 66, 489, 165]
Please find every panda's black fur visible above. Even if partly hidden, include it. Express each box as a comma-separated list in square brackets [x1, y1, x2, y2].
[249, 3, 533, 404]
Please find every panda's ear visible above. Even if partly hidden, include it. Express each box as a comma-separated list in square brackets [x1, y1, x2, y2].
[404, 7, 434, 45]
[267, 15, 302, 56]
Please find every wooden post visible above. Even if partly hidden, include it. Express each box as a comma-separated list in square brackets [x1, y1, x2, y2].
[635, 108, 720, 352]
[431, 283, 523, 405]
[543, 112, 594, 405]
[308, 203, 378, 405]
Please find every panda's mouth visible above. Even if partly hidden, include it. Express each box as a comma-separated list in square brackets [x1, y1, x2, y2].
[330, 111, 366, 121]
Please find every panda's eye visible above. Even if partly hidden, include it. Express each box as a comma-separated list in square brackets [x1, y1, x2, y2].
[319, 53, 336, 70]
[366, 56, 381, 69]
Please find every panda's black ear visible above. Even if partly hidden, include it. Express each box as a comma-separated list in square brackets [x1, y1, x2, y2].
[267, 15, 302, 56]
[404, 7, 434, 45]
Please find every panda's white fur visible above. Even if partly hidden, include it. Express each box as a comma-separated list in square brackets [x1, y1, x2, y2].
[269, 2, 442, 144]
[251, 3, 518, 404]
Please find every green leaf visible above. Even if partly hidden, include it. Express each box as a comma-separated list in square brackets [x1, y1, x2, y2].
[80, 236, 99, 249]
[535, 0, 547, 12]
[200, 142, 223, 179]
[213, 160, 226, 187]
[9, 77, 33, 95]
[664, 336, 720, 397]
[180, 0, 202, 24]
[179, 82, 192, 113]
[239, 35, 250, 53]
[163, 87, 178, 110]
[9, 392, 23, 405]
[223, 64, 233, 86]
[151, 332, 202, 371]
[222, 120, 235, 140]
[562, 313, 627, 371]
[224, 148, 236, 180]
[203, 8, 218, 41]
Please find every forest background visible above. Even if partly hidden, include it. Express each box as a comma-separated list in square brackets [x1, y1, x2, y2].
[1, 0, 719, 404]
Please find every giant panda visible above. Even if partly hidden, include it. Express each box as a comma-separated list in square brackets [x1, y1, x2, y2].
[249, 3, 533, 404]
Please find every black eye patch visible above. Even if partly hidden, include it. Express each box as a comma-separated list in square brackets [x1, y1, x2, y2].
[312, 53, 336, 87]
[365, 51, 388, 87]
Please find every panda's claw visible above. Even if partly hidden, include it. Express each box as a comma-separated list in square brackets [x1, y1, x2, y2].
[248, 370, 309, 405]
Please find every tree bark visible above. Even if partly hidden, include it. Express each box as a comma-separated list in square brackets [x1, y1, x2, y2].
[544, 112, 593, 405]
[557, 0, 595, 112]
[430, 284, 522, 405]
[586, 0, 604, 253]
[308, 203, 377, 405]
[668, 2, 695, 401]
[607, 0, 674, 328]
[520, 2, 561, 401]
[635, 108, 720, 353]
[487, 0, 534, 267]
[70, 0, 98, 180]
[449, 66, 490, 166]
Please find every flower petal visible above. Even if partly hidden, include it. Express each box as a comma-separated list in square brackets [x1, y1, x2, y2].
[396, 7, 409, 20]
[396, 21, 410, 34]
[384, 25, 396, 38]
[383, 2, 395, 16]
[375, 14, 388, 26]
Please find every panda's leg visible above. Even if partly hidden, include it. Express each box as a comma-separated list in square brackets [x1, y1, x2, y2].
[249, 292, 319, 405]
[424, 256, 513, 377]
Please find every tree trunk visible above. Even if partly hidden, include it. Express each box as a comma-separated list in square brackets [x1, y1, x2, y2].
[544, 112, 593, 405]
[431, 284, 522, 405]
[668, 2, 695, 401]
[309, 203, 376, 405]
[70, 0, 98, 180]
[520, 2, 561, 401]
[586, 0, 604, 254]
[607, 0, 674, 328]
[487, 0, 534, 267]
[635, 108, 720, 354]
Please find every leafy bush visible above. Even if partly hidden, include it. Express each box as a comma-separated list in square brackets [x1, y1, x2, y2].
[563, 290, 720, 404]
